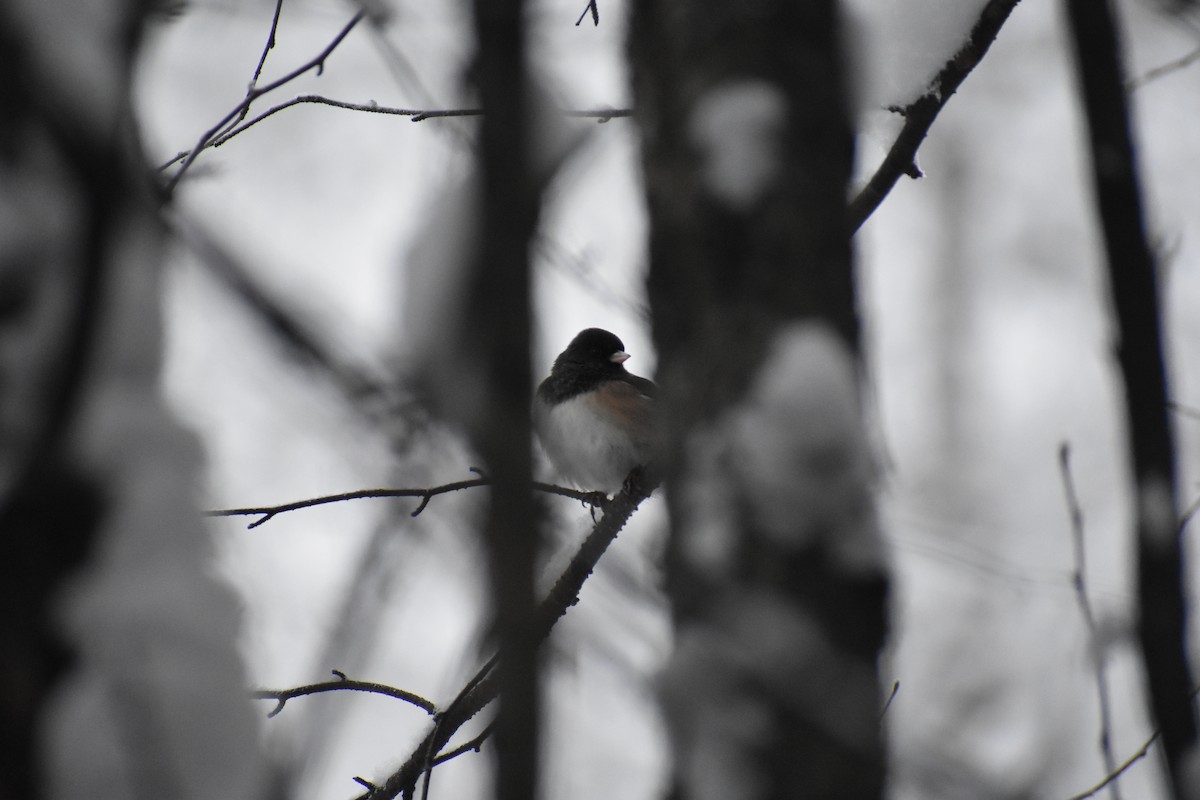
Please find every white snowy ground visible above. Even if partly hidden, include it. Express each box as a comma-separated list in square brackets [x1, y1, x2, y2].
[136, 0, 1200, 798]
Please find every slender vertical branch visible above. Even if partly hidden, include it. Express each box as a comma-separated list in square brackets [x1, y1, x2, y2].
[1059, 443, 1122, 800]
[1063, 0, 1196, 792]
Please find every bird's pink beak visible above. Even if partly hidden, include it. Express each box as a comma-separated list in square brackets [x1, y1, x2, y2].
[611, 351, 631, 364]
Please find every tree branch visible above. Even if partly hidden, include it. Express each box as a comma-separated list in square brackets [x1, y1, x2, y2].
[359, 468, 659, 800]
[1059, 443, 1122, 800]
[157, 98, 630, 172]
[575, 0, 599, 26]
[222, 0, 285, 136]
[163, 10, 366, 195]
[251, 670, 437, 718]
[1066, 732, 1160, 800]
[848, 0, 1023, 233]
[203, 473, 606, 528]
[1126, 44, 1200, 91]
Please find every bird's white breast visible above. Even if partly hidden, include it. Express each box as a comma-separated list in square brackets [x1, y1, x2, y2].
[535, 392, 644, 494]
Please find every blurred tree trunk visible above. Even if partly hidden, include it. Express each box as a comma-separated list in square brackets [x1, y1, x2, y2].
[470, 1, 542, 799]
[0, 3, 269, 799]
[630, 1, 889, 798]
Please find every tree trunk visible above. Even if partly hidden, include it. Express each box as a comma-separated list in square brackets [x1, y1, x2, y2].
[630, 1, 890, 798]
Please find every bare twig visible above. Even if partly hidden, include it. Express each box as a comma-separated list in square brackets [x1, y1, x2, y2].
[156, 97, 630, 171]
[251, 670, 437, 718]
[219, 0, 286, 136]
[1168, 401, 1200, 421]
[1066, 732, 1160, 800]
[203, 473, 605, 528]
[432, 721, 496, 766]
[164, 10, 366, 195]
[1068, 683, 1200, 799]
[1059, 443, 1122, 800]
[848, 0, 1023, 233]
[1179, 493, 1200, 532]
[417, 654, 499, 800]
[879, 680, 900, 722]
[576, 0, 599, 26]
[1126, 45, 1200, 91]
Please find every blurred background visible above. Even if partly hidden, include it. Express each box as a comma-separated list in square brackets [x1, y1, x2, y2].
[133, 0, 1200, 797]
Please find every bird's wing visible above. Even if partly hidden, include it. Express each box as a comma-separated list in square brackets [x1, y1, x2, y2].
[595, 377, 658, 450]
[622, 373, 657, 399]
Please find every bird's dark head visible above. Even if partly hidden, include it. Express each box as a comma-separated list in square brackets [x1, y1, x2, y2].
[554, 328, 629, 374]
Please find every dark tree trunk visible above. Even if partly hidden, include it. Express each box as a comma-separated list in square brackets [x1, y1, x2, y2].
[631, 2, 889, 798]
[1064, 0, 1197, 794]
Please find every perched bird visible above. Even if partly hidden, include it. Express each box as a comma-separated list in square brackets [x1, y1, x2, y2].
[535, 328, 656, 495]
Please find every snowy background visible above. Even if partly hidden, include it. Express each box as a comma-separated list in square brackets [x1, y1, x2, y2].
[134, 0, 1200, 797]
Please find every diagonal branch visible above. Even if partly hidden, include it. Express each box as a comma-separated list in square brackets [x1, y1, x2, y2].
[1066, 732, 1160, 800]
[164, 10, 365, 196]
[359, 468, 659, 800]
[848, 0, 1023, 233]
[1126, 44, 1200, 91]
[575, 0, 599, 26]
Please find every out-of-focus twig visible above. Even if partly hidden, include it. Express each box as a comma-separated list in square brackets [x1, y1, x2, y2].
[1059, 443, 1122, 800]
[1126, 45, 1200, 91]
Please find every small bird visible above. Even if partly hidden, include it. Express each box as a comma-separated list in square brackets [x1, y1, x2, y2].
[535, 328, 656, 495]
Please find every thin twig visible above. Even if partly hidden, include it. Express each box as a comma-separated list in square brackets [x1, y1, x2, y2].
[1066, 732, 1160, 800]
[1059, 443, 1122, 800]
[217, 0, 286, 136]
[1068, 684, 1200, 799]
[879, 680, 900, 722]
[156, 98, 630, 171]
[575, 0, 599, 26]
[417, 654, 499, 800]
[203, 474, 605, 528]
[1126, 45, 1200, 91]
[1179, 493, 1200, 533]
[1167, 401, 1200, 421]
[432, 722, 496, 766]
[164, 11, 366, 195]
[251, 670, 437, 718]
